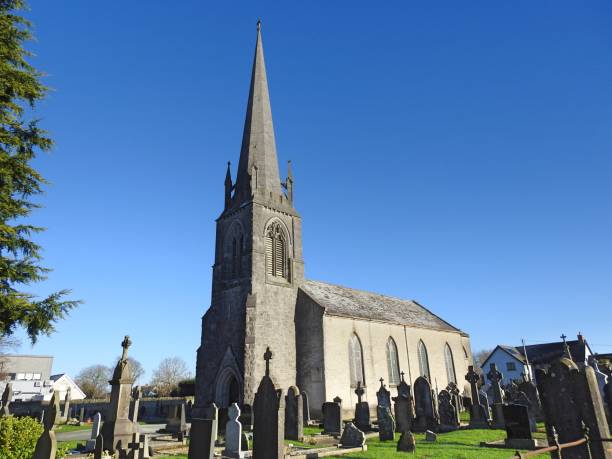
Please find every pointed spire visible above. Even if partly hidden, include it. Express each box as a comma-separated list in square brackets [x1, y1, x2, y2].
[234, 20, 282, 203]
[224, 161, 233, 209]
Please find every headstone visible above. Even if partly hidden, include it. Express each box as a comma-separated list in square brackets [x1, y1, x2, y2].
[86, 412, 103, 452]
[353, 381, 371, 432]
[224, 403, 245, 458]
[0, 383, 12, 417]
[284, 386, 303, 441]
[79, 407, 85, 423]
[127, 431, 143, 459]
[486, 363, 505, 428]
[465, 366, 488, 428]
[322, 399, 342, 435]
[129, 386, 142, 424]
[437, 390, 458, 430]
[425, 430, 437, 442]
[588, 356, 609, 400]
[396, 431, 416, 452]
[412, 376, 439, 432]
[339, 422, 365, 448]
[241, 431, 249, 451]
[393, 372, 414, 433]
[93, 433, 104, 459]
[239, 404, 253, 431]
[100, 335, 137, 455]
[301, 391, 311, 424]
[187, 403, 218, 459]
[537, 356, 612, 459]
[252, 347, 285, 459]
[166, 402, 188, 436]
[502, 404, 537, 450]
[32, 391, 59, 459]
[62, 387, 71, 421]
[377, 406, 396, 441]
[446, 382, 463, 414]
[505, 387, 536, 432]
[516, 379, 543, 422]
[376, 378, 391, 408]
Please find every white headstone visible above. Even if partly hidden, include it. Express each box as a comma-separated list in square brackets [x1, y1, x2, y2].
[223, 403, 245, 458]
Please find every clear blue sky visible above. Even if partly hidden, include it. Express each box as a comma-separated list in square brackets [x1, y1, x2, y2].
[13, 1, 612, 382]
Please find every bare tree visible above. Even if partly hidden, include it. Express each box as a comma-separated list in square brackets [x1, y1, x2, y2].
[75, 365, 111, 399]
[150, 357, 192, 397]
[473, 349, 493, 374]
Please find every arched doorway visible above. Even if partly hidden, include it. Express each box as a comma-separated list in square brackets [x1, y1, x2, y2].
[228, 376, 240, 405]
[214, 366, 243, 408]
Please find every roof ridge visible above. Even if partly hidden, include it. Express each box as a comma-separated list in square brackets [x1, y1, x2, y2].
[305, 278, 418, 304]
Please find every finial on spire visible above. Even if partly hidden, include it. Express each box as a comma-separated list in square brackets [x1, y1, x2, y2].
[257, 18, 262, 32]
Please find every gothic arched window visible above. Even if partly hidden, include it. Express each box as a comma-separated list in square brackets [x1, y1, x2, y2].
[265, 222, 287, 279]
[386, 337, 400, 385]
[418, 340, 431, 381]
[444, 343, 457, 384]
[349, 334, 365, 388]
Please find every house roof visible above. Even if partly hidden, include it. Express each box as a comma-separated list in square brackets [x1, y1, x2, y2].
[300, 279, 464, 334]
[480, 345, 527, 369]
[518, 339, 591, 365]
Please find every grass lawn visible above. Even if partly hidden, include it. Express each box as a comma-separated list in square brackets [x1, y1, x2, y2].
[55, 424, 91, 433]
[57, 440, 80, 451]
[332, 429, 521, 459]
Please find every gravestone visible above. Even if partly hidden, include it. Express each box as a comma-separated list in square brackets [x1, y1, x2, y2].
[187, 403, 218, 459]
[129, 386, 142, 424]
[537, 355, 612, 459]
[377, 406, 395, 441]
[139, 434, 151, 459]
[86, 412, 103, 452]
[437, 390, 458, 430]
[465, 366, 488, 428]
[79, 407, 85, 423]
[353, 382, 371, 432]
[62, 387, 71, 421]
[224, 403, 245, 458]
[588, 356, 609, 399]
[301, 391, 311, 424]
[252, 347, 285, 459]
[284, 386, 303, 441]
[446, 382, 463, 414]
[397, 431, 416, 452]
[506, 387, 536, 432]
[376, 378, 391, 408]
[93, 433, 104, 459]
[425, 430, 437, 441]
[339, 422, 365, 448]
[166, 402, 188, 436]
[32, 391, 59, 459]
[127, 432, 143, 459]
[101, 335, 136, 455]
[0, 383, 12, 417]
[393, 372, 414, 433]
[322, 399, 342, 435]
[502, 404, 535, 449]
[412, 376, 438, 432]
[486, 363, 505, 429]
[239, 404, 253, 431]
[516, 379, 543, 422]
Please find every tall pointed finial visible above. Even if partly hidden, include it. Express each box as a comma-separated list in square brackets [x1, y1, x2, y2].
[257, 18, 262, 32]
[224, 161, 233, 209]
[264, 346, 272, 376]
[560, 333, 572, 360]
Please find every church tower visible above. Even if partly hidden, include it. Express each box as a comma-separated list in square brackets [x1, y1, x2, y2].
[195, 22, 304, 409]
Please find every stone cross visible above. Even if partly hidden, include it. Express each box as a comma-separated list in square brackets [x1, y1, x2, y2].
[465, 366, 480, 405]
[264, 346, 272, 376]
[121, 335, 132, 360]
[127, 432, 143, 459]
[487, 363, 504, 404]
[355, 381, 364, 404]
[32, 391, 59, 459]
[560, 333, 572, 360]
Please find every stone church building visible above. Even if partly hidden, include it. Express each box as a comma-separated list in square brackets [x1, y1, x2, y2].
[195, 24, 473, 417]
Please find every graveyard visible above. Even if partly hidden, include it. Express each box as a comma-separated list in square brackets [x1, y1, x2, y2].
[1, 1, 611, 459]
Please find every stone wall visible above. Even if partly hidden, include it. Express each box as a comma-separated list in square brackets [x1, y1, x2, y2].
[321, 315, 472, 418]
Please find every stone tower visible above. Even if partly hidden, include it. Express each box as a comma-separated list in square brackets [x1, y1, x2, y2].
[195, 21, 304, 409]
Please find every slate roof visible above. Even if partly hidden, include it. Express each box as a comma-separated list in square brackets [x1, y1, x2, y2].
[498, 345, 527, 364]
[300, 279, 464, 334]
[518, 340, 591, 365]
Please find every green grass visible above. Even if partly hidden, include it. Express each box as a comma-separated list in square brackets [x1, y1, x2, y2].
[331, 429, 523, 459]
[57, 440, 80, 451]
[55, 424, 91, 433]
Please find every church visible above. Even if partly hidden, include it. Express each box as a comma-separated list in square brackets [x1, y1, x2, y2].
[195, 23, 473, 417]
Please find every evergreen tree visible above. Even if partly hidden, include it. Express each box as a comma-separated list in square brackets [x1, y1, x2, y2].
[0, 0, 79, 342]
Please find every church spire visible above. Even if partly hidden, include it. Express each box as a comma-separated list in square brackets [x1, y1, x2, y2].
[234, 20, 282, 203]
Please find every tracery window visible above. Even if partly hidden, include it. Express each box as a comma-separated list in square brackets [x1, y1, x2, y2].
[386, 337, 400, 385]
[349, 334, 365, 388]
[417, 340, 431, 381]
[265, 222, 287, 279]
[444, 343, 457, 384]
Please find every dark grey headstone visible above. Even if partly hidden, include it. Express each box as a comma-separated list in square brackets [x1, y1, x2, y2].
[396, 431, 415, 452]
[188, 412, 217, 459]
[413, 376, 439, 432]
[393, 396, 414, 433]
[93, 433, 103, 459]
[301, 391, 311, 424]
[239, 404, 253, 431]
[437, 390, 458, 430]
[465, 365, 488, 428]
[376, 379, 391, 408]
[284, 386, 303, 441]
[253, 348, 284, 459]
[377, 406, 395, 441]
[339, 422, 365, 448]
[354, 402, 371, 432]
[322, 400, 342, 435]
[33, 392, 59, 459]
[502, 404, 532, 440]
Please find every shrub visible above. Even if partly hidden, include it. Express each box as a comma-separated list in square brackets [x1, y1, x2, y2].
[0, 415, 44, 459]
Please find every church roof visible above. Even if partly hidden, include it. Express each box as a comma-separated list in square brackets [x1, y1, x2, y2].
[300, 280, 465, 334]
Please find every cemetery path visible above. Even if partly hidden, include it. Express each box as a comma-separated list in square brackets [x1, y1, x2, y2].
[56, 424, 165, 442]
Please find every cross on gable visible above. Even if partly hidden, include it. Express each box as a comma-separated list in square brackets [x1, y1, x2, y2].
[121, 335, 132, 360]
[264, 347, 272, 376]
[379, 377, 385, 388]
[560, 333, 567, 343]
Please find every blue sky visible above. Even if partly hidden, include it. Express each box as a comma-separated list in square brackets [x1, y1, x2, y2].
[12, 1, 612, 381]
